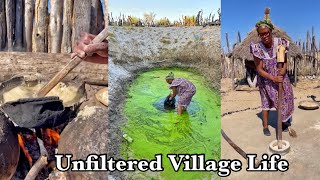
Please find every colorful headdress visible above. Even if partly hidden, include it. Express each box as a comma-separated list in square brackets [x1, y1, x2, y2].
[165, 72, 174, 80]
[255, 8, 274, 31]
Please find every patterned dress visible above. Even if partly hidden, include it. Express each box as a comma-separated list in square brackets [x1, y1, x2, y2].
[170, 78, 196, 107]
[250, 37, 294, 122]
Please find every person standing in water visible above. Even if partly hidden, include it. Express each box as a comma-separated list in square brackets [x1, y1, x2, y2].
[250, 8, 294, 136]
[165, 72, 196, 115]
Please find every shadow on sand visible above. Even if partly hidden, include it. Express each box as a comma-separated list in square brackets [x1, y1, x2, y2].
[256, 110, 284, 138]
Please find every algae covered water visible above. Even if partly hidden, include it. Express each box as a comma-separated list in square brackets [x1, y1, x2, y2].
[122, 69, 221, 179]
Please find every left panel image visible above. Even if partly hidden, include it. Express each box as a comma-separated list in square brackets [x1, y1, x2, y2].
[0, 0, 108, 179]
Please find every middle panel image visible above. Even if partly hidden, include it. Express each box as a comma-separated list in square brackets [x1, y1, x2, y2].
[108, 0, 221, 179]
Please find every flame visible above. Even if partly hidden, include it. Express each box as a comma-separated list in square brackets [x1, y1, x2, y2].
[41, 128, 60, 148]
[17, 134, 33, 166]
[46, 128, 60, 146]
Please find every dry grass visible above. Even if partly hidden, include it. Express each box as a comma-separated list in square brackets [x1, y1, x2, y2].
[158, 42, 221, 90]
[109, 27, 221, 89]
[159, 38, 171, 44]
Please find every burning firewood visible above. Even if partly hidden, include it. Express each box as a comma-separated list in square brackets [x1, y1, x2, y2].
[24, 155, 48, 180]
[14, 126, 62, 179]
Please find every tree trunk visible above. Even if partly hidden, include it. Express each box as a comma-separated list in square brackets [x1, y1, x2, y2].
[24, 0, 35, 52]
[0, 1, 6, 50]
[0, 52, 108, 83]
[104, 0, 107, 29]
[32, 0, 48, 52]
[5, 0, 15, 51]
[49, 0, 63, 53]
[15, 0, 24, 50]
[61, 0, 73, 53]
[226, 33, 230, 53]
[90, 0, 104, 35]
[294, 57, 297, 86]
[231, 57, 235, 89]
[72, 0, 91, 48]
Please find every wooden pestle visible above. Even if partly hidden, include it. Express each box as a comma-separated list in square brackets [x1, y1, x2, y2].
[276, 44, 286, 149]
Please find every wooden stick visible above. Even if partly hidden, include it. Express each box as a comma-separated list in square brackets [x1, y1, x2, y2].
[5, 0, 15, 51]
[61, 0, 73, 53]
[24, 155, 48, 180]
[277, 67, 283, 149]
[105, 0, 108, 30]
[294, 57, 297, 87]
[276, 45, 287, 149]
[221, 129, 260, 167]
[0, 0, 6, 50]
[24, 0, 35, 52]
[85, 80, 108, 86]
[226, 33, 230, 53]
[37, 28, 108, 97]
[231, 57, 235, 89]
[32, 0, 48, 52]
[221, 129, 247, 159]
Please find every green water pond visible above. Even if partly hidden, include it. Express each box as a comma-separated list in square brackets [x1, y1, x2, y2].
[122, 68, 221, 179]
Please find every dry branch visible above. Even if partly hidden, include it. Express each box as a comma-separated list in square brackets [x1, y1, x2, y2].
[90, 0, 104, 35]
[24, 0, 35, 52]
[32, 0, 48, 52]
[15, 0, 24, 50]
[0, 1, 6, 50]
[5, 0, 15, 51]
[105, 0, 108, 28]
[49, 0, 63, 53]
[61, 0, 74, 53]
[72, 0, 91, 48]
[24, 155, 48, 180]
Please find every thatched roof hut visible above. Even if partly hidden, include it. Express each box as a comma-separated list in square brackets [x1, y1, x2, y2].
[228, 26, 302, 88]
[232, 26, 302, 61]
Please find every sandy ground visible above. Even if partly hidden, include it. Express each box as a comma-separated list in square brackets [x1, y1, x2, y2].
[221, 78, 320, 179]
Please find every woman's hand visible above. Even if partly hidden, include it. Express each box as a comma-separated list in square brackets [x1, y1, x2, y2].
[272, 76, 283, 83]
[71, 32, 108, 64]
[279, 66, 287, 76]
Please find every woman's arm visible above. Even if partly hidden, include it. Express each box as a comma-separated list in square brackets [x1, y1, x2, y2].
[169, 86, 177, 100]
[253, 56, 283, 83]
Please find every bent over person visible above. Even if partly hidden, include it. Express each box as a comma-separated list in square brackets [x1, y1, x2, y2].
[165, 72, 196, 115]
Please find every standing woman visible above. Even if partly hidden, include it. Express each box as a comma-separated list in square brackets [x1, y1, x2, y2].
[165, 72, 196, 115]
[250, 8, 294, 136]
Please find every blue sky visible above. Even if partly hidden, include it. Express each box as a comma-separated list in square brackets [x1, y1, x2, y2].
[109, 0, 220, 22]
[222, 0, 320, 52]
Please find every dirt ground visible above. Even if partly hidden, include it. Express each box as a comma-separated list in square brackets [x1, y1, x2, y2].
[221, 78, 320, 179]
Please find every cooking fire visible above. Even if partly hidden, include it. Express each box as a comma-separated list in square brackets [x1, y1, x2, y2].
[0, 75, 86, 179]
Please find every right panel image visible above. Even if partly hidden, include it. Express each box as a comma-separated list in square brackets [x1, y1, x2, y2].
[221, 0, 320, 179]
